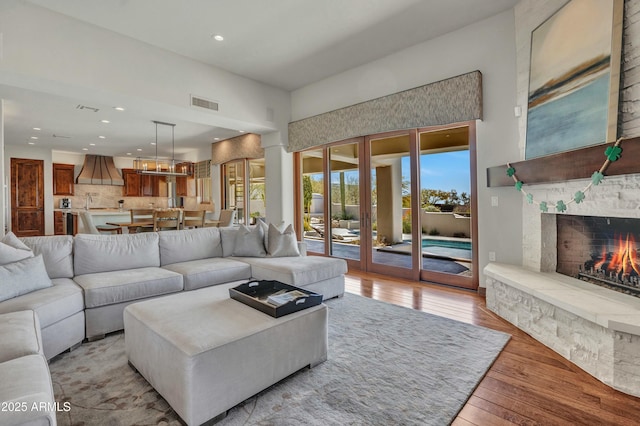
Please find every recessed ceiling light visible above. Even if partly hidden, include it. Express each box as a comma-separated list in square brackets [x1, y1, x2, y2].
[89, 143, 96, 146]
[238, 130, 245, 133]
[98, 135, 106, 139]
[82, 148, 89, 151]
[126, 153, 132, 156]
[136, 148, 142, 152]
[213, 34, 224, 41]
[32, 127, 41, 131]
[101, 120, 110, 124]
[113, 106, 125, 111]
[150, 142, 156, 146]
[30, 136, 38, 139]
[28, 142, 35, 145]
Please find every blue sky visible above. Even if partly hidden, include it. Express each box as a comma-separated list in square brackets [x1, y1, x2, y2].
[404, 150, 470, 194]
[322, 150, 471, 194]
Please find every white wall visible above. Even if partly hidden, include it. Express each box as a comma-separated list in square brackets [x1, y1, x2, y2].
[291, 10, 522, 287]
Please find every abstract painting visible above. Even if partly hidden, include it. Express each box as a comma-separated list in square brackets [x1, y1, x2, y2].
[525, 0, 623, 159]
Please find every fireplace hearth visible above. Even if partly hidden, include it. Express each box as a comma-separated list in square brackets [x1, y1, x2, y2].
[557, 215, 640, 298]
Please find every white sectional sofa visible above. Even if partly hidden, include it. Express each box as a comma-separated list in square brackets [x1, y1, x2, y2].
[0, 224, 347, 426]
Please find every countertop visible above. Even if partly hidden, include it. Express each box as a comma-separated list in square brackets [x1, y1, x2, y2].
[54, 208, 131, 215]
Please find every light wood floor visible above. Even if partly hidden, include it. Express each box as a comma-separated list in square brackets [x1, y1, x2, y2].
[345, 270, 640, 426]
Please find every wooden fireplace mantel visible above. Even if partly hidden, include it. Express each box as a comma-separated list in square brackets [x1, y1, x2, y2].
[486, 136, 640, 187]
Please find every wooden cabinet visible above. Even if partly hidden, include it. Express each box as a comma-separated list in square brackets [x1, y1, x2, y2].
[54, 211, 64, 235]
[53, 163, 75, 195]
[175, 162, 194, 196]
[122, 169, 165, 197]
[122, 169, 141, 196]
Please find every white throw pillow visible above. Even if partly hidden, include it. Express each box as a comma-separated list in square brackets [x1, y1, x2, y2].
[232, 225, 267, 257]
[0, 255, 53, 303]
[0, 232, 34, 266]
[267, 223, 300, 257]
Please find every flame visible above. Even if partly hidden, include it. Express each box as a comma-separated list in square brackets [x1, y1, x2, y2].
[597, 233, 640, 278]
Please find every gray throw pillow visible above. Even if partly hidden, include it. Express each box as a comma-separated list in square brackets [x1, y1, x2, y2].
[233, 225, 267, 257]
[268, 223, 300, 257]
[0, 255, 53, 303]
[0, 232, 34, 266]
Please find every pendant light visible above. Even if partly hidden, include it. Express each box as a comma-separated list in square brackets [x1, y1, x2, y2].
[135, 120, 189, 176]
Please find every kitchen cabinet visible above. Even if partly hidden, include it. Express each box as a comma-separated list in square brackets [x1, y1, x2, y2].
[122, 169, 166, 197]
[54, 211, 77, 235]
[53, 163, 75, 195]
[175, 162, 194, 196]
[54, 211, 64, 235]
[122, 169, 141, 196]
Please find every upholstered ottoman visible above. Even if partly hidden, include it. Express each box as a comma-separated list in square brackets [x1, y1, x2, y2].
[124, 282, 328, 426]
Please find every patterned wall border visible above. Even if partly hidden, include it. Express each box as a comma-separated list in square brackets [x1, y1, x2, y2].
[288, 71, 483, 152]
[211, 133, 263, 165]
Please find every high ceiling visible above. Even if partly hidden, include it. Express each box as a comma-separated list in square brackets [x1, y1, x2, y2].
[2, 0, 519, 157]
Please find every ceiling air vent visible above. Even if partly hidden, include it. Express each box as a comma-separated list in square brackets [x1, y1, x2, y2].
[76, 104, 100, 112]
[191, 95, 219, 112]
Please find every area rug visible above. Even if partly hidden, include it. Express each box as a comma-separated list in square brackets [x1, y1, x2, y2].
[49, 293, 510, 425]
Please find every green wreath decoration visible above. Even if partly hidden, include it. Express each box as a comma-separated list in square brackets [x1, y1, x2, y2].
[506, 138, 623, 213]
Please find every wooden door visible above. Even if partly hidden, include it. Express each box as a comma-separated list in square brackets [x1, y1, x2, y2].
[11, 158, 45, 237]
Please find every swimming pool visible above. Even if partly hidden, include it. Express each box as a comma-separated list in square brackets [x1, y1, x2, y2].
[421, 239, 471, 250]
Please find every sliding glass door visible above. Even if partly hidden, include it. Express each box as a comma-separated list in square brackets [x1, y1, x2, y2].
[296, 122, 477, 289]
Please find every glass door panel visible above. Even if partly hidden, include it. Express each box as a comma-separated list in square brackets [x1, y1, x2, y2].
[418, 126, 475, 287]
[366, 132, 417, 278]
[301, 149, 326, 254]
[248, 159, 265, 225]
[223, 160, 244, 224]
[329, 143, 360, 261]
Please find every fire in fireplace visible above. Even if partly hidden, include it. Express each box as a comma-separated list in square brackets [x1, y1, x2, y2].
[557, 215, 640, 298]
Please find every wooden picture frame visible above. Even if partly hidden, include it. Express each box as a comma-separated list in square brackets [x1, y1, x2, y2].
[525, 0, 624, 159]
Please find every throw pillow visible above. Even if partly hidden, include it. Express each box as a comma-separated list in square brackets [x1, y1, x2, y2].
[0, 255, 53, 303]
[267, 223, 301, 257]
[0, 232, 34, 266]
[232, 225, 267, 257]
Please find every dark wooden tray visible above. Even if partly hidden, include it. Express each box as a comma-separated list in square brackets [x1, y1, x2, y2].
[229, 280, 323, 318]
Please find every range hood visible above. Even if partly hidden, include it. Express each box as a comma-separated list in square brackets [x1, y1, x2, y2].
[76, 155, 124, 186]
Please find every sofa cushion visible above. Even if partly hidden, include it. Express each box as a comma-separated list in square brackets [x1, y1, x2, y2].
[0, 232, 33, 265]
[237, 256, 348, 286]
[233, 225, 266, 257]
[0, 255, 53, 303]
[21, 235, 74, 278]
[0, 310, 42, 363]
[159, 227, 223, 266]
[267, 223, 300, 257]
[162, 258, 252, 291]
[74, 233, 160, 275]
[74, 267, 183, 308]
[220, 227, 237, 257]
[0, 354, 56, 426]
[0, 278, 84, 329]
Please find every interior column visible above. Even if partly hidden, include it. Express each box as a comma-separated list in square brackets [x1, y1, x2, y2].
[262, 131, 294, 225]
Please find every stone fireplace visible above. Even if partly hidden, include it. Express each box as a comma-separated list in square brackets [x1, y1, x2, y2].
[485, 174, 640, 397]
